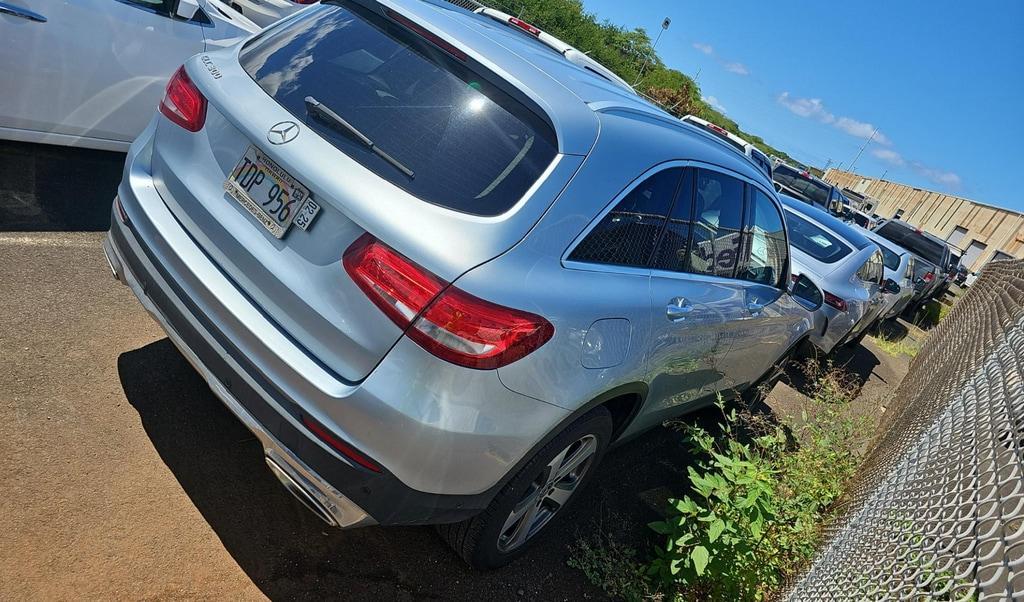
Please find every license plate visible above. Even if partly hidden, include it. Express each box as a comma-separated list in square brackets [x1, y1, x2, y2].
[224, 146, 320, 239]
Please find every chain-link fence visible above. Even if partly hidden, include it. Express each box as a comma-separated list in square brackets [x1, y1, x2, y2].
[786, 259, 1024, 600]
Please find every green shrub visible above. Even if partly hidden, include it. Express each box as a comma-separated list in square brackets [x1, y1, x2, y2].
[647, 384, 863, 600]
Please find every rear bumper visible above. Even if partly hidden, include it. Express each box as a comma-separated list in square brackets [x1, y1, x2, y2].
[105, 124, 568, 526]
[105, 226, 375, 528]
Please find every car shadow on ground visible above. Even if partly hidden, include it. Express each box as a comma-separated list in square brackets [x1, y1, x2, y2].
[0, 140, 124, 231]
[783, 341, 883, 397]
[877, 318, 910, 341]
[117, 338, 718, 601]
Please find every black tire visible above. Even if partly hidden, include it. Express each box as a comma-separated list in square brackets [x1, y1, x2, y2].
[436, 406, 613, 569]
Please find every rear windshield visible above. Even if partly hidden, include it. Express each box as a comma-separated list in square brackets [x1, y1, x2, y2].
[773, 165, 829, 206]
[875, 222, 946, 265]
[784, 209, 852, 264]
[239, 2, 558, 216]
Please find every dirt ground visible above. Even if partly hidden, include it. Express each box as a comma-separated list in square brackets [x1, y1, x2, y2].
[0, 141, 912, 601]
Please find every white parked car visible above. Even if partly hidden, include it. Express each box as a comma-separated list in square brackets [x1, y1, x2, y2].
[0, 0, 260, 151]
[861, 228, 917, 320]
[680, 114, 773, 177]
[231, 0, 311, 28]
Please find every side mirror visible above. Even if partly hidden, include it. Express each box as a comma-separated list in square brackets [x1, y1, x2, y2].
[881, 278, 900, 294]
[789, 273, 823, 311]
[175, 0, 200, 20]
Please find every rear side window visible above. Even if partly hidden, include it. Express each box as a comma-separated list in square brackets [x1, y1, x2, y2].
[739, 189, 787, 287]
[239, 2, 557, 216]
[569, 168, 683, 267]
[785, 210, 852, 263]
[650, 169, 696, 271]
[687, 170, 745, 278]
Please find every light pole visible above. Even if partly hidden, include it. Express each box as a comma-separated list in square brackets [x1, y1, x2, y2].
[847, 127, 878, 174]
[633, 17, 671, 86]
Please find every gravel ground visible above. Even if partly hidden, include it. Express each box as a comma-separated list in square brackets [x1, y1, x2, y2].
[0, 142, 911, 600]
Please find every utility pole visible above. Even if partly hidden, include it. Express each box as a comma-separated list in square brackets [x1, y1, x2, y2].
[847, 127, 878, 174]
[823, 158, 833, 173]
[880, 169, 888, 181]
[633, 17, 671, 86]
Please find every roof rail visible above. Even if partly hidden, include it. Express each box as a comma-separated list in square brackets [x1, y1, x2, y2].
[474, 7, 636, 94]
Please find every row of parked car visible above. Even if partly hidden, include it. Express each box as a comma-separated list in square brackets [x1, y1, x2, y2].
[685, 116, 970, 317]
[767, 160, 964, 315]
[3, 0, 956, 568]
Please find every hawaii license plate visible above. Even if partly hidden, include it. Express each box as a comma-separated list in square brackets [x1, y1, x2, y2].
[224, 145, 320, 238]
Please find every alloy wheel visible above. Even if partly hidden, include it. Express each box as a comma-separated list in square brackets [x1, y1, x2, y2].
[496, 434, 598, 553]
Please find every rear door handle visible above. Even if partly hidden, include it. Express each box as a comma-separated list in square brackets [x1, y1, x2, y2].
[665, 297, 693, 322]
[0, 2, 46, 21]
[746, 300, 766, 316]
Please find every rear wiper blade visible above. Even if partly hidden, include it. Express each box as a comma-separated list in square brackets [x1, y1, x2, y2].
[304, 96, 414, 179]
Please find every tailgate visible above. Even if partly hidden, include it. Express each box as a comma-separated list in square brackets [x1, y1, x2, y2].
[147, 4, 585, 382]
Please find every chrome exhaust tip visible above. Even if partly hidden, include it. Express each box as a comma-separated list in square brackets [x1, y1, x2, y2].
[101, 236, 125, 284]
[265, 456, 338, 527]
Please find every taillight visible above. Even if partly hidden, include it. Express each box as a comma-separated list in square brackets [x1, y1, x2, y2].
[159, 66, 206, 132]
[302, 415, 381, 472]
[408, 286, 554, 370]
[923, 272, 935, 283]
[509, 16, 541, 36]
[823, 291, 848, 312]
[343, 233, 445, 327]
[343, 234, 554, 369]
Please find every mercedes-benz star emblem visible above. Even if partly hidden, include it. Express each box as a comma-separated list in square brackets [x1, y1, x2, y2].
[267, 121, 300, 145]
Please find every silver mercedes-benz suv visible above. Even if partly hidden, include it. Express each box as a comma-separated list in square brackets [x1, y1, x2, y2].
[103, 0, 820, 568]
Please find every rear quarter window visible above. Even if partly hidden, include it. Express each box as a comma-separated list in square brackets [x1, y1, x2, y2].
[239, 2, 558, 216]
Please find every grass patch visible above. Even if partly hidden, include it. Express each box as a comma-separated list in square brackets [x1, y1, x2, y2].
[870, 331, 920, 358]
[568, 532, 662, 602]
[569, 362, 868, 601]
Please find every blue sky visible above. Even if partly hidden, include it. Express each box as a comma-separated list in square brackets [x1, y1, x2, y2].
[582, 0, 1024, 211]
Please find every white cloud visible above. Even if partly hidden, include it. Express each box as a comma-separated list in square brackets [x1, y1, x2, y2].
[836, 117, 890, 145]
[872, 148, 905, 166]
[724, 62, 749, 76]
[777, 92, 835, 123]
[911, 162, 962, 189]
[866, 151, 961, 190]
[691, 42, 749, 75]
[702, 95, 727, 113]
[778, 92, 895, 146]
